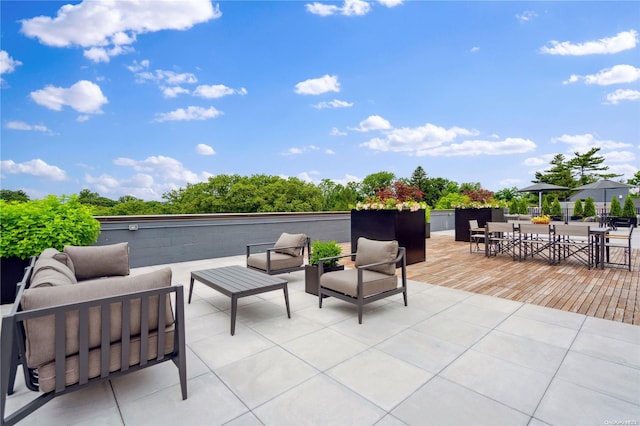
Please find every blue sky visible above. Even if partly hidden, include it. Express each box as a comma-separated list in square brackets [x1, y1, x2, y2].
[1, 0, 639, 201]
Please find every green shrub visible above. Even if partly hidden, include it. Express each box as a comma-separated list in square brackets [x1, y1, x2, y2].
[622, 195, 636, 218]
[542, 197, 551, 215]
[609, 197, 622, 217]
[309, 240, 342, 267]
[551, 198, 562, 217]
[573, 199, 583, 217]
[0, 195, 101, 259]
[583, 197, 596, 217]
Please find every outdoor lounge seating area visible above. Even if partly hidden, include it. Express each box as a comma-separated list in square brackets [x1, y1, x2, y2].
[2, 230, 638, 425]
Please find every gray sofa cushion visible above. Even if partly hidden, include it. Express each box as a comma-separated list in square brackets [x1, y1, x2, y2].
[31, 258, 78, 288]
[320, 269, 397, 297]
[21, 267, 173, 368]
[247, 252, 303, 271]
[354, 238, 398, 275]
[273, 233, 307, 256]
[64, 242, 129, 280]
[39, 248, 75, 274]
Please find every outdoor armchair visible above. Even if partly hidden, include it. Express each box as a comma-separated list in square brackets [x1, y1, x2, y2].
[605, 225, 634, 271]
[246, 233, 310, 275]
[318, 237, 407, 324]
[468, 219, 486, 254]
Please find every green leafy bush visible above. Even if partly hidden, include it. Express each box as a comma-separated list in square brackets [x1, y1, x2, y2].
[622, 195, 636, 218]
[573, 199, 583, 217]
[609, 197, 622, 217]
[309, 240, 342, 267]
[583, 197, 596, 217]
[551, 198, 562, 217]
[0, 195, 101, 259]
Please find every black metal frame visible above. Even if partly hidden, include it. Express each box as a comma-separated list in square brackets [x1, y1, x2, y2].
[246, 236, 311, 275]
[553, 224, 593, 269]
[518, 223, 554, 263]
[317, 247, 407, 324]
[605, 225, 634, 271]
[1, 259, 187, 426]
[486, 222, 519, 261]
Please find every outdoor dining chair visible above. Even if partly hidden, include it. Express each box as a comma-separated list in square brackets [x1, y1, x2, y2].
[468, 219, 486, 254]
[518, 223, 553, 263]
[553, 224, 593, 269]
[605, 225, 634, 271]
[486, 222, 519, 260]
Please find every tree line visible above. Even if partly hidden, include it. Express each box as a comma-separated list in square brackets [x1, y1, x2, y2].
[1, 148, 637, 216]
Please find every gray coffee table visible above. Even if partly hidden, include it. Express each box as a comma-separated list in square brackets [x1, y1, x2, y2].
[188, 265, 290, 335]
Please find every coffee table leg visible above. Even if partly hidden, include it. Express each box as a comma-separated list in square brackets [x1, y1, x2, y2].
[283, 284, 291, 319]
[188, 277, 195, 304]
[231, 295, 238, 335]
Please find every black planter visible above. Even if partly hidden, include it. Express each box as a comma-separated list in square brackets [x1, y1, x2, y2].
[455, 208, 505, 242]
[305, 264, 345, 296]
[1, 257, 29, 304]
[351, 209, 426, 265]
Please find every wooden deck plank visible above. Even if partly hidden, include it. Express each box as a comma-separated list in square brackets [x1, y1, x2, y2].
[339, 233, 639, 324]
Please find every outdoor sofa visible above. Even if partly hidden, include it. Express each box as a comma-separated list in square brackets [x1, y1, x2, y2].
[1, 242, 187, 426]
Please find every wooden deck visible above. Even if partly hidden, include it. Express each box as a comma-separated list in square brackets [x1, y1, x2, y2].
[339, 234, 639, 325]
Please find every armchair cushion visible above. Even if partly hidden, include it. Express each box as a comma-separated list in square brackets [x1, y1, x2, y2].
[246, 252, 303, 271]
[39, 248, 75, 274]
[354, 238, 398, 275]
[21, 267, 173, 369]
[30, 258, 77, 288]
[64, 242, 130, 280]
[320, 269, 397, 297]
[273, 233, 307, 257]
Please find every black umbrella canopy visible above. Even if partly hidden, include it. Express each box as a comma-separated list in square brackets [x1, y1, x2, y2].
[573, 179, 636, 214]
[517, 183, 569, 193]
[518, 183, 570, 211]
[573, 179, 635, 191]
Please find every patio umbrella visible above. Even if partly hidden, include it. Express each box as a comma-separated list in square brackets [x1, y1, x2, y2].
[573, 179, 636, 215]
[517, 183, 569, 211]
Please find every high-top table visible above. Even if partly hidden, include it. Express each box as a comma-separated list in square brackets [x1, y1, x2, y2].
[188, 265, 290, 335]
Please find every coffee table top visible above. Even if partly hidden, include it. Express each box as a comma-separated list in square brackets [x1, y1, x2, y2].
[191, 265, 287, 297]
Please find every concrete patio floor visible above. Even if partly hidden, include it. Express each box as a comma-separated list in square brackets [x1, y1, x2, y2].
[3, 232, 640, 425]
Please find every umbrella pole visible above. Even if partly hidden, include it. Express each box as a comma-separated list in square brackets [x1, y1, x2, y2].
[539, 192, 542, 214]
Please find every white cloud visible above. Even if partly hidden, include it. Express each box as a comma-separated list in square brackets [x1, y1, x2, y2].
[1, 159, 67, 181]
[307, 0, 371, 16]
[361, 122, 474, 152]
[161, 86, 190, 98]
[5, 121, 53, 134]
[0, 50, 22, 75]
[604, 89, 640, 105]
[563, 65, 640, 86]
[470, 46, 480, 53]
[552, 133, 632, 151]
[93, 155, 213, 199]
[377, 0, 403, 7]
[605, 150, 636, 163]
[516, 10, 538, 23]
[30, 80, 108, 113]
[325, 149, 336, 155]
[523, 156, 549, 167]
[196, 143, 216, 155]
[352, 115, 392, 132]
[540, 30, 638, 56]
[154, 106, 222, 122]
[499, 178, 523, 187]
[20, 0, 221, 63]
[608, 163, 638, 181]
[282, 145, 320, 156]
[294, 74, 340, 95]
[193, 84, 247, 99]
[415, 138, 536, 157]
[76, 115, 90, 122]
[333, 174, 361, 185]
[313, 99, 354, 109]
[330, 127, 347, 136]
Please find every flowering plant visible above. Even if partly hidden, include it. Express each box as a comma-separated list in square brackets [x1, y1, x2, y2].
[353, 181, 429, 215]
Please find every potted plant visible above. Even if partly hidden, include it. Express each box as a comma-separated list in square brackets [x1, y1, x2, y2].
[305, 240, 343, 296]
[621, 195, 638, 227]
[583, 197, 597, 221]
[550, 197, 563, 221]
[0, 195, 101, 303]
[571, 199, 584, 220]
